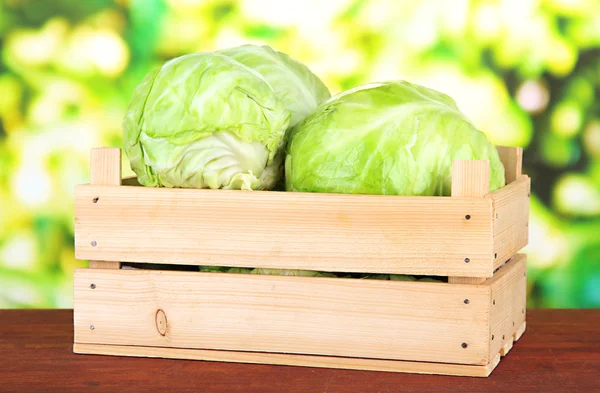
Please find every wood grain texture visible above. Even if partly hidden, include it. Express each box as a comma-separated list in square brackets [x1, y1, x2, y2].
[449, 160, 492, 283]
[73, 343, 498, 377]
[488, 255, 527, 360]
[448, 277, 487, 284]
[89, 148, 121, 270]
[488, 177, 530, 269]
[74, 185, 495, 277]
[496, 146, 523, 184]
[74, 268, 491, 365]
[2, 309, 598, 393]
[451, 160, 491, 198]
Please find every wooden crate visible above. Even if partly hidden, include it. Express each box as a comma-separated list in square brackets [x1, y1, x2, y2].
[73, 146, 530, 377]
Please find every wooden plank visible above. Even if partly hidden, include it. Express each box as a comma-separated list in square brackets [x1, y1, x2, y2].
[514, 321, 527, 341]
[449, 160, 492, 284]
[489, 177, 530, 269]
[74, 185, 495, 277]
[451, 160, 491, 198]
[449, 277, 487, 284]
[73, 343, 499, 377]
[73, 268, 491, 365]
[88, 148, 121, 270]
[496, 146, 523, 184]
[488, 254, 527, 361]
[90, 148, 122, 186]
[87, 261, 121, 269]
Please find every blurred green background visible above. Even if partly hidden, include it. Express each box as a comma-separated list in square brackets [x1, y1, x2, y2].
[0, 0, 599, 308]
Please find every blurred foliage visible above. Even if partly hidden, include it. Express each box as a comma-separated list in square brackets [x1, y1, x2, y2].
[0, 0, 599, 308]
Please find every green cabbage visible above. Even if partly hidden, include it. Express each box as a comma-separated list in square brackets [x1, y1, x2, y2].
[218, 45, 331, 128]
[250, 268, 336, 277]
[286, 80, 505, 196]
[123, 45, 330, 190]
[389, 275, 418, 281]
[227, 267, 253, 274]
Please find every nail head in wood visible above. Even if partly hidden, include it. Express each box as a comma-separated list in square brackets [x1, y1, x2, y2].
[90, 284, 96, 289]
[461, 342, 468, 349]
[91, 241, 97, 247]
[465, 214, 471, 220]
[93, 197, 99, 203]
[463, 299, 470, 304]
[90, 325, 95, 330]
[464, 258, 470, 263]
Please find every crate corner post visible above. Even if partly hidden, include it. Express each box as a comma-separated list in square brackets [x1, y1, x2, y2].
[449, 160, 492, 284]
[495, 146, 523, 184]
[88, 147, 122, 270]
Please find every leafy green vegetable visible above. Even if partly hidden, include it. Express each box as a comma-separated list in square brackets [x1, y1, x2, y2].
[227, 267, 253, 274]
[199, 266, 229, 272]
[286, 81, 505, 196]
[123, 45, 330, 190]
[218, 45, 331, 128]
[250, 268, 336, 277]
[389, 274, 418, 281]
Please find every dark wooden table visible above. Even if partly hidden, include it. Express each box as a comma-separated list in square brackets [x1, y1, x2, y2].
[0, 309, 598, 393]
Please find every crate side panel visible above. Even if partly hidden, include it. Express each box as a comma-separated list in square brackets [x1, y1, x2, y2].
[74, 185, 494, 276]
[74, 269, 490, 365]
[74, 343, 498, 377]
[495, 146, 523, 184]
[488, 254, 527, 359]
[490, 177, 530, 269]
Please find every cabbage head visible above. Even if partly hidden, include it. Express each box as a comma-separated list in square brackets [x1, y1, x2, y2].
[250, 268, 335, 277]
[123, 45, 330, 190]
[286, 81, 505, 195]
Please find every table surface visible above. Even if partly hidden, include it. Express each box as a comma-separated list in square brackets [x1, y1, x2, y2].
[0, 309, 598, 393]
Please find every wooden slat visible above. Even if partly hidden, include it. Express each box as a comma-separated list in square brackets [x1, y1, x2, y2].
[496, 146, 523, 184]
[449, 276, 487, 284]
[74, 185, 495, 277]
[488, 177, 530, 269]
[514, 321, 527, 341]
[73, 343, 500, 378]
[88, 148, 121, 270]
[449, 160, 492, 284]
[90, 148, 122, 186]
[451, 160, 491, 198]
[488, 254, 527, 360]
[73, 269, 491, 365]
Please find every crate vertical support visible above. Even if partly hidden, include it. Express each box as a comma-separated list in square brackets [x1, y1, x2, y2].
[496, 146, 523, 184]
[448, 160, 490, 285]
[88, 148, 122, 270]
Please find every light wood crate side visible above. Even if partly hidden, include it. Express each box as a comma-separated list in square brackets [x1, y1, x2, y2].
[488, 177, 530, 269]
[496, 146, 523, 184]
[74, 269, 491, 365]
[74, 185, 494, 277]
[74, 343, 500, 377]
[449, 160, 492, 284]
[488, 254, 527, 360]
[88, 148, 121, 270]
